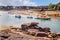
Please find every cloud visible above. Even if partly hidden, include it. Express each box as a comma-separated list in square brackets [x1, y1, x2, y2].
[0, 0, 37, 6]
[0, 3, 6, 6]
[23, 0, 37, 6]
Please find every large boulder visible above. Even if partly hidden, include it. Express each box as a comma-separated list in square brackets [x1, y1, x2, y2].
[21, 22, 39, 31]
[21, 23, 30, 31]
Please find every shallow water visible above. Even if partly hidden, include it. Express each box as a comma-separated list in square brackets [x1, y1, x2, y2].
[0, 11, 60, 32]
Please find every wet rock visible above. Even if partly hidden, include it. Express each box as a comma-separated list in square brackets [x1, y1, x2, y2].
[7, 33, 23, 40]
[0, 31, 10, 39]
[21, 22, 39, 31]
[0, 37, 5, 40]
[43, 27, 50, 32]
[39, 27, 44, 32]
[56, 33, 60, 36]
[31, 22, 39, 26]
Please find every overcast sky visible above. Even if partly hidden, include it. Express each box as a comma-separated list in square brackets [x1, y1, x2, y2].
[0, 0, 60, 6]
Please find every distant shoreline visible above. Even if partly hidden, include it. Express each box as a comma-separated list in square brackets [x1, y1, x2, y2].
[0, 10, 60, 17]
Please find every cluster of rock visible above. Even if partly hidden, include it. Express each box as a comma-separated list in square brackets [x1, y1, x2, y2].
[0, 31, 52, 40]
[0, 22, 60, 40]
[21, 22, 60, 39]
[21, 22, 50, 32]
[0, 31, 24, 40]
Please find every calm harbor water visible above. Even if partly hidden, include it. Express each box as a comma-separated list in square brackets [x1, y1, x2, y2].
[0, 11, 60, 32]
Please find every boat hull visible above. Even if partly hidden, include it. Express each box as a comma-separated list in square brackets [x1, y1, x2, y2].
[15, 16, 21, 18]
[35, 18, 51, 20]
[27, 17, 33, 19]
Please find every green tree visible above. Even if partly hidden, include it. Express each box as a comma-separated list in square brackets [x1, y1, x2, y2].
[48, 3, 55, 10]
[48, 2, 60, 10]
[48, 3, 53, 10]
[56, 2, 60, 10]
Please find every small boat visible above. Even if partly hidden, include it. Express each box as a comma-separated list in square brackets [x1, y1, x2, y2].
[35, 15, 51, 20]
[27, 16, 33, 19]
[15, 15, 21, 18]
[27, 15, 33, 19]
[36, 17, 51, 20]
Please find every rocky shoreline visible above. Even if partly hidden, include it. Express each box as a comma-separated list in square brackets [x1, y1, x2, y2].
[0, 29, 51, 40]
[0, 22, 60, 40]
